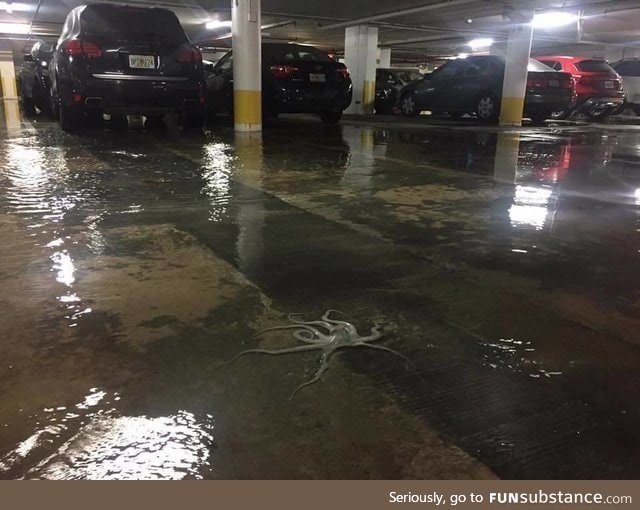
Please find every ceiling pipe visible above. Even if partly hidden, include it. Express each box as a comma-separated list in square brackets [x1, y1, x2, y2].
[318, 0, 480, 31]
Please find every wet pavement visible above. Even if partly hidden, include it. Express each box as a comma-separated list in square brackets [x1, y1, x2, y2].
[1, 103, 639, 479]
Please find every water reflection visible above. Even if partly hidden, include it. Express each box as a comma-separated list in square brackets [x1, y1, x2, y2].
[0, 387, 215, 480]
[234, 132, 265, 276]
[31, 412, 214, 480]
[2, 99, 22, 135]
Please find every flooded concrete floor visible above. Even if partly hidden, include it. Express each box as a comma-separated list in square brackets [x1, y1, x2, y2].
[1, 103, 639, 479]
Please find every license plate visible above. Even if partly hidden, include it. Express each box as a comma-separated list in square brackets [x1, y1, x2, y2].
[548, 79, 559, 87]
[129, 55, 155, 69]
[309, 73, 326, 83]
[604, 80, 614, 89]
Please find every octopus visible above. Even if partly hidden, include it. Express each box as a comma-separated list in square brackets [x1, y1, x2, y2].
[219, 310, 408, 399]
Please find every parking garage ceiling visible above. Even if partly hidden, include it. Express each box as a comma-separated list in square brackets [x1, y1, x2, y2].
[1, 0, 640, 59]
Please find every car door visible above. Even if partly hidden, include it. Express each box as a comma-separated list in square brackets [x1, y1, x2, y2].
[207, 51, 233, 112]
[417, 60, 464, 112]
[452, 57, 497, 112]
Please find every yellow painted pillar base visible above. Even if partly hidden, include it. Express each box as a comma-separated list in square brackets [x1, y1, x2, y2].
[500, 97, 526, 126]
[233, 90, 262, 132]
[362, 80, 375, 111]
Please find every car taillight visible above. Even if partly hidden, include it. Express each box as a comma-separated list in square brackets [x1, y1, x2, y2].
[270, 65, 298, 78]
[63, 39, 102, 58]
[336, 67, 350, 79]
[560, 77, 574, 89]
[526, 78, 546, 88]
[178, 46, 202, 63]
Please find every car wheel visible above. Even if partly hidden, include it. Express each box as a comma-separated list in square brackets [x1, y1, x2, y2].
[320, 111, 342, 124]
[611, 102, 626, 116]
[587, 110, 611, 123]
[144, 115, 166, 130]
[32, 80, 50, 116]
[528, 111, 552, 124]
[631, 105, 640, 116]
[549, 108, 571, 120]
[22, 96, 36, 116]
[400, 93, 419, 116]
[476, 94, 498, 122]
[183, 112, 205, 130]
[59, 102, 83, 132]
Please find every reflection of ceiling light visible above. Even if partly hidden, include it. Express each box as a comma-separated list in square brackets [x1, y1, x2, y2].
[634, 188, 640, 205]
[532, 12, 579, 28]
[0, 22, 29, 34]
[206, 20, 232, 30]
[467, 38, 493, 49]
[465, 18, 473, 24]
[0, 2, 31, 13]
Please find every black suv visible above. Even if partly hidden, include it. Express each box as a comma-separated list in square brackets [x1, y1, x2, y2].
[206, 43, 352, 124]
[18, 40, 53, 116]
[399, 55, 574, 123]
[50, 3, 206, 131]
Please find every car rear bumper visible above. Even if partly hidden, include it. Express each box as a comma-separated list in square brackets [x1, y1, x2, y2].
[524, 90, 574, 111]
[268, 84, 352, 113]
[576, 94, 624, 107]
[62, 75, 204, 115]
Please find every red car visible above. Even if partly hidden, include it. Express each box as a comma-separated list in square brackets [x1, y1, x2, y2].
[535, 56, 624, 120]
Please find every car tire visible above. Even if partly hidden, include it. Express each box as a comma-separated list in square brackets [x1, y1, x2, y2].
[144, 115, 166, 130]
[476, 94, 499, 122]
[400, 92, 419, 116]
[549, 108, 572, 120]
[32, 80, 50, 116]
[528, 111, 551, 124]
[631, 105, 640, 116]
[183, 112, 205, 130]
[59, 102, 83, 132]
[320, 112, 342, 124]
[22, 97, 36, 116]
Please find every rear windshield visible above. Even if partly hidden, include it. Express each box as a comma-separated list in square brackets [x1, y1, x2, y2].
[265, 45, 333, 63]
[80, 5, 187, 43]
[394, 70, 422, 82]
[528, 59, 555, 72]
[575, 60, 615, 73]
[614, 60, 640, 77]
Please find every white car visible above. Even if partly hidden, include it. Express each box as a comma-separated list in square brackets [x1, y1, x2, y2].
[612, 59, 640, 115]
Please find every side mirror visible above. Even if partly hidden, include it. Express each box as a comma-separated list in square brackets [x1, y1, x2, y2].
[23, 54, 33, 62]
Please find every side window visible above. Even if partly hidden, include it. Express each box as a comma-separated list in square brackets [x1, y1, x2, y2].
[539, 60, 561, 71]
[58, 17, 72, 47]
[215, 52, 233, 73]
[432, 61, 462, 80]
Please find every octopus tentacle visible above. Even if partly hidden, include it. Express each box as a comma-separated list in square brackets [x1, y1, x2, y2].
[253, 324, 322, 339]
[293, 329, 330, 344]
[217, 344, 323, 368]
[288, 313, 334, 332]
[353, 342, 410, 362]
[321, 309, 353, 327]
[287, 351, 336, 400]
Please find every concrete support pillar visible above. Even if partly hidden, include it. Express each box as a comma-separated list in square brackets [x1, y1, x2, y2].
[232, 0, 261, 132]
[0, 50, 18, 99]
[344, 25, 378, 115]
[499, 11, 534, 126]
[377, 48, 391, 68]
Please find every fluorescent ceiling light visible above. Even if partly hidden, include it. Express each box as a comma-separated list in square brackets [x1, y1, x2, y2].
[206, 20, 232, 30]
[0, 2, 31, 13]
[467, 38, 493, 48]
[0, 22, 30, 34]
[532, 12, 579, 28]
